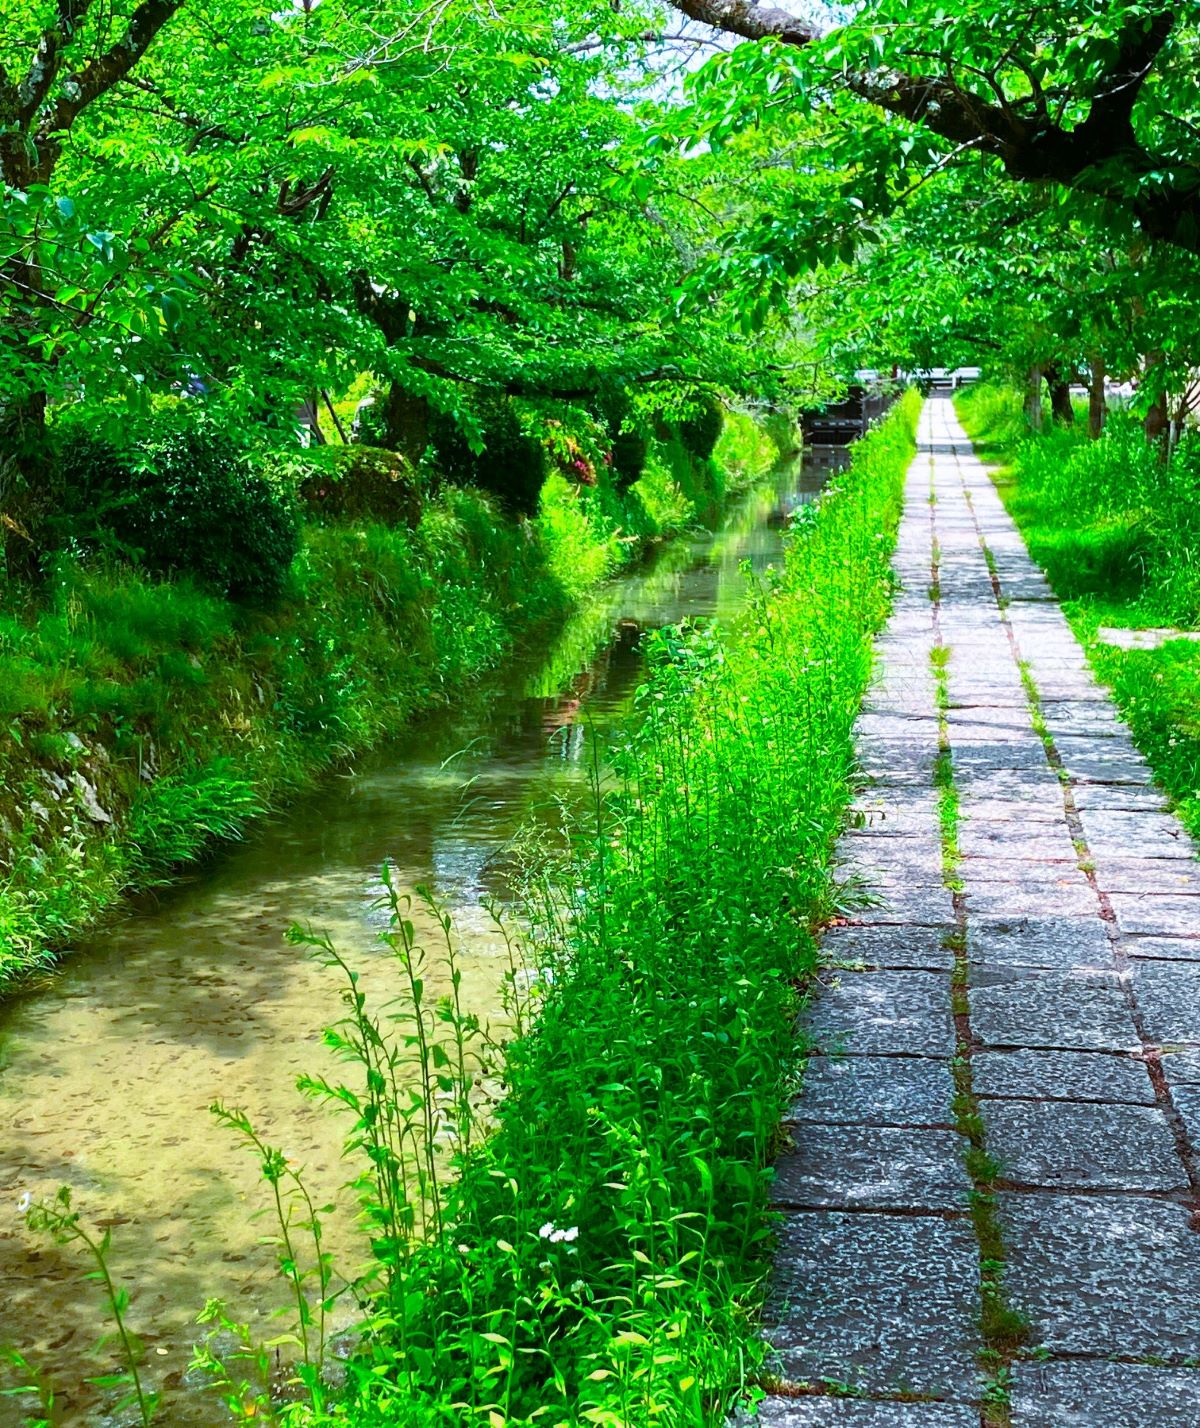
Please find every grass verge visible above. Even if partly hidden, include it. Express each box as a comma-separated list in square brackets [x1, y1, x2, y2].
[955, 383, 1200, 846]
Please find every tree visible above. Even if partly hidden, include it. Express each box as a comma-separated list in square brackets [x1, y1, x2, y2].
[666, 0, 1200, 255]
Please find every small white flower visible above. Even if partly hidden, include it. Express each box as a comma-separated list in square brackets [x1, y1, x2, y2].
[16, 1192, 32, 1216]
[538, 1222, 556, 1240]
[561, 1226, 579, 1243]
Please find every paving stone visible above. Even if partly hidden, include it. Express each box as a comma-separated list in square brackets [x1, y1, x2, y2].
[1108, 892, 1200, 937]
[957, 798, 1064, 824]
[961, 877, 1097, 920]
[1010, 1359, 1200, 1427]
[1159, 1047, 1200, 1082]
[966, 919, 1112, 972]
[1000, 1193, 1200, 1358]
[1131, 961, 1200, 1044]
[1091, 860, 1200, 895]
[1051, 736, 1151, 784]
[1077, 809, 1196, 859]
[973, 1048, 1155, 1104]
[773, 1124, 971, 1209]
[804, 971, 956, 1056]
[790, 1055, 957, 1125]
[820, 924, 956, 972]
[1167, 1086, 1200, 1149]
[985, 1100, 1184, 1190]
[957, 817, 1078, 860]
[969, 967, 1136, 1051]
[745, 1401, 980, 1428]
[766, 1212, 981, 1395]
[1068, 781, 1170, 812]
[1124, 933, 1200, 961]
[848, 882, 958, 924]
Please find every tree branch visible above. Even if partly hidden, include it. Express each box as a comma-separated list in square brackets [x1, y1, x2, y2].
[33, 0, 184, 183]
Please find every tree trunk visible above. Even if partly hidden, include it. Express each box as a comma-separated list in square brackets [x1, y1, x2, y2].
[1025, 365, 1043, 433]
[1044, 365, 1075, 424]
[1087, 356, 1107, 438]
[383, 382, 429, 460]
[0, 390, 51, 582]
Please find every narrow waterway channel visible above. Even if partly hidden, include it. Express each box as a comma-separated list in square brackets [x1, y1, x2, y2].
[0, 448, 840, 1425]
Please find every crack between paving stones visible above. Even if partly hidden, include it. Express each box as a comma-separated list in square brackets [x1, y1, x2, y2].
[952, 437, 1200, 1230]
[930, 440, 1026, 1428]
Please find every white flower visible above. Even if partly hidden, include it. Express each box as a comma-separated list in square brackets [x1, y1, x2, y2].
[538, 1222, 556, 1240]
[548, 1225, 578, 1244]
[16, 1192, 32, 1216]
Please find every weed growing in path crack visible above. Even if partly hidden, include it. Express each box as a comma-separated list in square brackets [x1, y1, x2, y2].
[928, 585, 1028, 1426]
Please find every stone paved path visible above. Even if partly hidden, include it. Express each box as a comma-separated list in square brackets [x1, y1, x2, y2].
[754, 399, 1200, 1426]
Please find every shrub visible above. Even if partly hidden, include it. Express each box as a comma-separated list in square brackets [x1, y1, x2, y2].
[429, 397, 547, 517]
[678, 392, 724, 461]
[298, 446, 422, 528]
[55, 419, 299, 602]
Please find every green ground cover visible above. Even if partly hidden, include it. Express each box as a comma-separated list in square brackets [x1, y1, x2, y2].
[0, 411, 776, 990]
[166, 391, 920, 1428]
[956, 383, 1200, 843]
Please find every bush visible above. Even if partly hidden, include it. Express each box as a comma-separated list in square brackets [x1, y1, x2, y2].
[429, 396, 547, 517]
[55, 419, 299, 602]
[298, 446, 422, 528]
[678, 392, 724, 461]
[595, 389, 649, 491]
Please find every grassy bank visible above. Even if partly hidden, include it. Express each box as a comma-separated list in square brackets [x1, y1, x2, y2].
[955, 383, 1200, 843]
[203, 390, 921, 1428]
[0, 410, 776, 990]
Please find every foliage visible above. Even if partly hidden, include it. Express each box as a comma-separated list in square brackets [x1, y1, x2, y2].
[429, 399, 548, 517]
[297, 446, 423, 528]
[56, 416, 300, 602]
[200, 391, 919, 1428]
[14, 1187, 157, 1426]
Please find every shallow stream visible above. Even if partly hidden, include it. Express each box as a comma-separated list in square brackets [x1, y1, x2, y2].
[0, 449, 838, 1424]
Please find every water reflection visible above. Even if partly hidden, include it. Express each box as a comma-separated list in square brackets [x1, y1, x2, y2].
[0, 450, 830, 1424]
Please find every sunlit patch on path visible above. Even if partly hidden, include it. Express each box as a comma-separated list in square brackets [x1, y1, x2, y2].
[752, 398, 1200, 1426]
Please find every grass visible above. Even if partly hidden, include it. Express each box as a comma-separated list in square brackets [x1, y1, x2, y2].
[0, 411, 779, 990]
[956, 382, 1200, 846]
[144, 390, 921, 1428]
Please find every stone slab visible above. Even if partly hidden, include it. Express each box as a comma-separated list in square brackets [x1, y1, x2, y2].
[967, 919, 1113, 972]
[1077, 809, 1196, 860]
[1108, 892, 1200, 937]
[1000, 1193, 1200, 1357]
[746, 1401, 979, 1428]
[1092, 860, 1200, 895]
[790, 1055, 957, 1126]
[1069, 781, 1170, 812]
[1124, 934, 1200, 962]
[1051, 736, 1151, 785]
[972, 1048, 1155, 1104]
[969, 968, 1136, 1051]
[804, 971, 956, 1057]
[773, 1124, 970, 1210]
[767, 1212, 981, 1395]
[820, 924, 956, 972]
[957, 818, 1079, 860]
[961, 878, 1097, 920]
[985, 1100, 1184, 1190]
[958, 799, 1064, 824]
[1130, 961, 1200, 1044]
[848, 884, 958, 925]
[1011, 1360, 1200, 1427]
